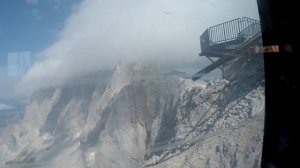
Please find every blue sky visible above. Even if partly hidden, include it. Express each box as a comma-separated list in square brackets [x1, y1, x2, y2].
[0, 0, 81, 56]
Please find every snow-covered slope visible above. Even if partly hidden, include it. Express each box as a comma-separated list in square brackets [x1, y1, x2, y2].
[0, 63, 264, 168]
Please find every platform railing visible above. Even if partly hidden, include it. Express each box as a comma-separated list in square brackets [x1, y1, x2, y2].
[200, 17, 260, 52]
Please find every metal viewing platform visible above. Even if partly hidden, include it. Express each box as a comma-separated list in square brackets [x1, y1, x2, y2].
[192, 17, 262, 80]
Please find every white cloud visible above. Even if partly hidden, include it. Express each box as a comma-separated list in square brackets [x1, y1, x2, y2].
[0, 103, 14, 111]
[17, 0, 260, 94]
[25, 0, 39, 5]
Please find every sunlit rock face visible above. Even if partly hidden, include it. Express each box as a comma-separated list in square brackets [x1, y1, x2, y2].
[0, 62, 264, 168]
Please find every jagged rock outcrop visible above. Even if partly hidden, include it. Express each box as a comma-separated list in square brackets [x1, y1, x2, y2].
[0, 63, 264, 168]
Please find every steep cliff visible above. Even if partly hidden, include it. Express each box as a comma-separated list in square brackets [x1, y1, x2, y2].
[0, 63, 264, 168]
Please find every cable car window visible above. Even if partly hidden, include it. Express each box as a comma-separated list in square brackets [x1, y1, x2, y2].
[0, 0, 266, 167]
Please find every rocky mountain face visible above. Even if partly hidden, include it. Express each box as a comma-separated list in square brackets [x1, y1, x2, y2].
[0, 62, 264, 168]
